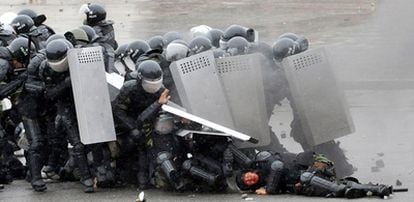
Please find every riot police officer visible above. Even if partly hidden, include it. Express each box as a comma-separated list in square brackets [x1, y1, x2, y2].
[0, 37, 48, 191]
[188, 36, 212, 56]
[162, 31, 182, 49]
[147, 35, 164, 51]
[271, 34, 354, 177]
[236, 150, 391, 199]
[39, 39, 94, 193]
[80, 3, 118, 49]
[236, 150, 334, 194]
[17, 8, 55, 49]
[76, 25, 115, 73]
[10, 14, 51, 50]
[126, 40, 150, 64]
[112, 43, 132, 76]
[112, 60, 170, 189]
[219, 24, 255, 51]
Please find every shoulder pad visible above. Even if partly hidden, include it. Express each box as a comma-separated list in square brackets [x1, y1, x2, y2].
[0, 29, 15, 37]
[104, 20, 114, 25]
[0, 58, 11, 68]
[0, 59, 11, 81]
[0, 47, 11, 60]
[27, 52, 47, 74]
[97, 20, 114, 27]
[122, 79, 138, 90]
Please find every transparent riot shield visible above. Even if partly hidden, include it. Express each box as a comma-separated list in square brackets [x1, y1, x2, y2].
[169, 50, 235, 128]
[215, 53, 270, 148]
[281, 47, 355, 146]
[68, 47, 117, 144]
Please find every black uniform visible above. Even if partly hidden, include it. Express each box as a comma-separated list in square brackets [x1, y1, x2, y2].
[30, 25, 54, 50]
[39, 61, 94, 192]
[25, 51, 67, 179]
[92, 20, 118, 50]
[237, 151, 334, 194]
[239, 150, 392, 199]
[17, 50, 52, 191]
[112, 79, 164, 188]
[0, 47, 31, 185]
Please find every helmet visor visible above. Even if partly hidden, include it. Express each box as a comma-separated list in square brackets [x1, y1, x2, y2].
[48, 56, 69, 72]
[142, 77, 163, 93]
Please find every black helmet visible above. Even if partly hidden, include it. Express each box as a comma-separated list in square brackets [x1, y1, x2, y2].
[162, 31, 182, 48]
[7, 37, 35, 63]
[278, 32, 299, 41]
[46, 39, 73, 72]
[222, 25, 255, 43]
[45, 34, 65, 45]
[189, 35, 212, 55]
[18, 9, 47, 27]
[296, 36, 309, 53]
[148, 35, 164, 51]
[137, 60, 162, 81]
[127, 40, 150, 62]
[10, 15, 35, 34]
[80, 3, 106, 26]
[208, 28, 224, 48]
[255, 151, 279, 169]
[272, 38, 299, 62]
[115, 43, 129, 59]
[278, 32, 309, 53]
[17, 9, 37, 20]
[79, 25, 99, 42]
[227, 36, 249, 56]
[255, 151, 272, 162]
[165, 39, 189, 62]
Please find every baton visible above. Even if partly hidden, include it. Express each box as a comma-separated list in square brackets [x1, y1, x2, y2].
[162, 104, 258, 144]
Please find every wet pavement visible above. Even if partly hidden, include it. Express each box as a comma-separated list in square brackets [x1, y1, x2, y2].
[1, 0, 414, 201]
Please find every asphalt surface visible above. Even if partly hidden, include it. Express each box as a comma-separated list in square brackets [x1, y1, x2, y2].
[1, 0, 413, 201]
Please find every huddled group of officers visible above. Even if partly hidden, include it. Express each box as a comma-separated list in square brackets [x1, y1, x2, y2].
[0, 3, 393, 199]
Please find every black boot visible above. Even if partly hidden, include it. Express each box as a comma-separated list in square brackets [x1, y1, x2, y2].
[72, 143, 94, 193]
[29, 153, 46, 192]
[95, 164, 115, 188]
[156, 152, 185, 191]
[80, 178, 94, 193]
[74, 152, 94, 193]
[137, 150, 150, 190]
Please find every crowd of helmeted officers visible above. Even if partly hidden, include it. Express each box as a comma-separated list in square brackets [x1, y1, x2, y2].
[0, 3, 393, 199]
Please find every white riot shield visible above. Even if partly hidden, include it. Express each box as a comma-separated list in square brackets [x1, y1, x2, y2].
[169, 50, 235, 128]
[105, 72, 125, 101]
[216, 53, 270, 148]
[281, 47, 354, 146]
[68, 47, 117, 144]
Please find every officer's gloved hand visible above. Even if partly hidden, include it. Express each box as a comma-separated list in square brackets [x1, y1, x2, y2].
[129, 128, 142, 141]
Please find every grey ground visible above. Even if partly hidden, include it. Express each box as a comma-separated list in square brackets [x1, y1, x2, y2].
[1, 0, 413, 201]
